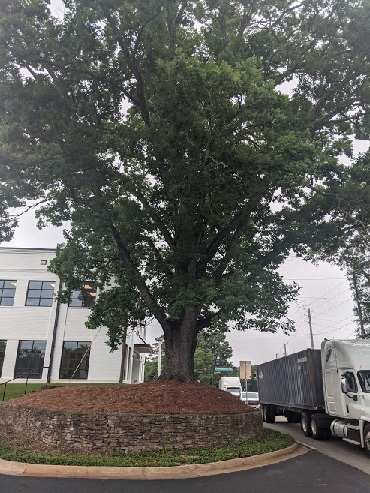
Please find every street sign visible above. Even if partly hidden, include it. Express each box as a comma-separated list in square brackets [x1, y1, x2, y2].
[214, 367, 233, 372]
[239, 360, 251, 380]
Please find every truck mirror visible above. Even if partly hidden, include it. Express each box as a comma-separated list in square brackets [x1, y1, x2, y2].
[341, 378, 348, 394]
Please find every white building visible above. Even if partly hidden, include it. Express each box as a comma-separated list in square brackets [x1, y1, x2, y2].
[0, 248, 151, 384]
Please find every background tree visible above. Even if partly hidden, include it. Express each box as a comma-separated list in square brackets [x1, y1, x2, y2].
[194, 330, 233, 385]
[305, 150, 370, 337]
[1, 1, 370, 381]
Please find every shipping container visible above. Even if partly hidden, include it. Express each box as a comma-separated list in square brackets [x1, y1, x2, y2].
[257, 349, 325, 411]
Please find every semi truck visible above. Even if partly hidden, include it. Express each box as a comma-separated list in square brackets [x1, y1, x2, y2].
[218, 376, 242, 397]
[257, 339, 370, 455]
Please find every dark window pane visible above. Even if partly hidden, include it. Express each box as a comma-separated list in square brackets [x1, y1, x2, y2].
[28, 281, 43, 289]
[33, 341, 47, 350]
[0, 297, 14, 306]
[14, 340, 46, 379]
[59, 341, 90, 379]
[2, 289, 15, 297]
[0, 340, 6, 378]
[19, 341, 33, 350]
[26, 281, 55, 307]
[39, 298, 53, 307]
[43, 282, 56, 289]
[3, 281, 16, 289]
[40, 289, 54, 297]
[68, 283, 96, 308]
[26, 298, 40, 306]
[28, 289, 42, 298]
[63, 341, 77, 350]
[0, 280, 16, 306]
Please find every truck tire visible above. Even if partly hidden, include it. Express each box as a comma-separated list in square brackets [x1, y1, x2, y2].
[310, 415, 330, 440]
[265, 405, 275, 423]
[301, 412, 312, 437]
[363, 424, 370, 456]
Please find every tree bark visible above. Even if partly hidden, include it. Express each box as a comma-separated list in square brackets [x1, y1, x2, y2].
[161, 308, 199, 382]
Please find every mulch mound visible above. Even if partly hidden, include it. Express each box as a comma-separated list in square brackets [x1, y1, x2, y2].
[9, 380, 254, 415]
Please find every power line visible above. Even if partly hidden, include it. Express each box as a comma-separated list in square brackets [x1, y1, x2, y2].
[312, 314, 354, 332]
[313, 320, 354, 336]
[284, 277, 345, 280]
[313, 296, 353, 317]
[304, 283, 349, 310]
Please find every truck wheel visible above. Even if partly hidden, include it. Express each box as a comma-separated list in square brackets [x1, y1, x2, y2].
[310, 415, 330, 440]
[301, 412, 312, 437]
[364, 424, 370, 456]
[265, 405, 275, 423]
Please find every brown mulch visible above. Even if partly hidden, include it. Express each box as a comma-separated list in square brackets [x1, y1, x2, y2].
[7, 380, 254, 415]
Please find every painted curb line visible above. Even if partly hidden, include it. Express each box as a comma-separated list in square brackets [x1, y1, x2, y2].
[0, 443, 308, 480]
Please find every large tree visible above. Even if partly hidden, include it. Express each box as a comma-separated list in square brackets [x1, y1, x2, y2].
[1, 0, 370, 381]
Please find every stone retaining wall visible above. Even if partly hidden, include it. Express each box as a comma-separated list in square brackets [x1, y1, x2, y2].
[0, 402, 262, 453]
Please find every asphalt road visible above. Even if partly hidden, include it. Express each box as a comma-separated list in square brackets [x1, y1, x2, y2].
[265, 417, 370, 475]
[1, 449, 370, 492]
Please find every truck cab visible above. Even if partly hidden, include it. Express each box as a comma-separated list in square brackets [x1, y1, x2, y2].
[322, 340, 370, 450]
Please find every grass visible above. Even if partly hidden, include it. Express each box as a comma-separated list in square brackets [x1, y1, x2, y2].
[0, 429, 294, 467]
[0, 383, 124, 402]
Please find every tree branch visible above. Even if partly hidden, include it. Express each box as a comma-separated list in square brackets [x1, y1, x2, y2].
[198, 183, 269, 274]
[103, 7, 150, 126]
[109, 223, 171, 331]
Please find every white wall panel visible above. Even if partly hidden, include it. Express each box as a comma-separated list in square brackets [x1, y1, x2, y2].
[0, 248, 145, 384]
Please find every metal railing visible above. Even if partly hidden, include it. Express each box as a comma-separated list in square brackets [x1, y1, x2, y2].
[1, 366, 49, 401]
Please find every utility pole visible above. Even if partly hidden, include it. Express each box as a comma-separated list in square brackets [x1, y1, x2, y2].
[352, 271, 365, 338]
[308, 308, 314, 349]
[284, 344, 287, 357]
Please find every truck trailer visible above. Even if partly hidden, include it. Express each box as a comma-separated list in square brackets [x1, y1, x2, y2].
[257, 339, 370, 455]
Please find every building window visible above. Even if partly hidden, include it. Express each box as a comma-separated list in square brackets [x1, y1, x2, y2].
[59, 341, 90, 380]
[0, 280, 17, 306]
[69, 282, 97, 308]
[25, 280, 55, 307]
[0, 340, 6, 377]
[14, 340, 46, 379]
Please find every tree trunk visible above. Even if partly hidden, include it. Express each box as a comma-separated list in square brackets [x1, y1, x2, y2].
[161, 309, 199, 382]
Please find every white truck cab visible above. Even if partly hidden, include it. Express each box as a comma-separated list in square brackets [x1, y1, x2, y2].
[322, 340, 370, 451]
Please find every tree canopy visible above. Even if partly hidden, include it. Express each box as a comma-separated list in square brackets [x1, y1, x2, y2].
[1, 0, 370, 380]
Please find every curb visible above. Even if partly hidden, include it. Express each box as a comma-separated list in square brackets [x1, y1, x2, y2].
[0, 443, 308, 480]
